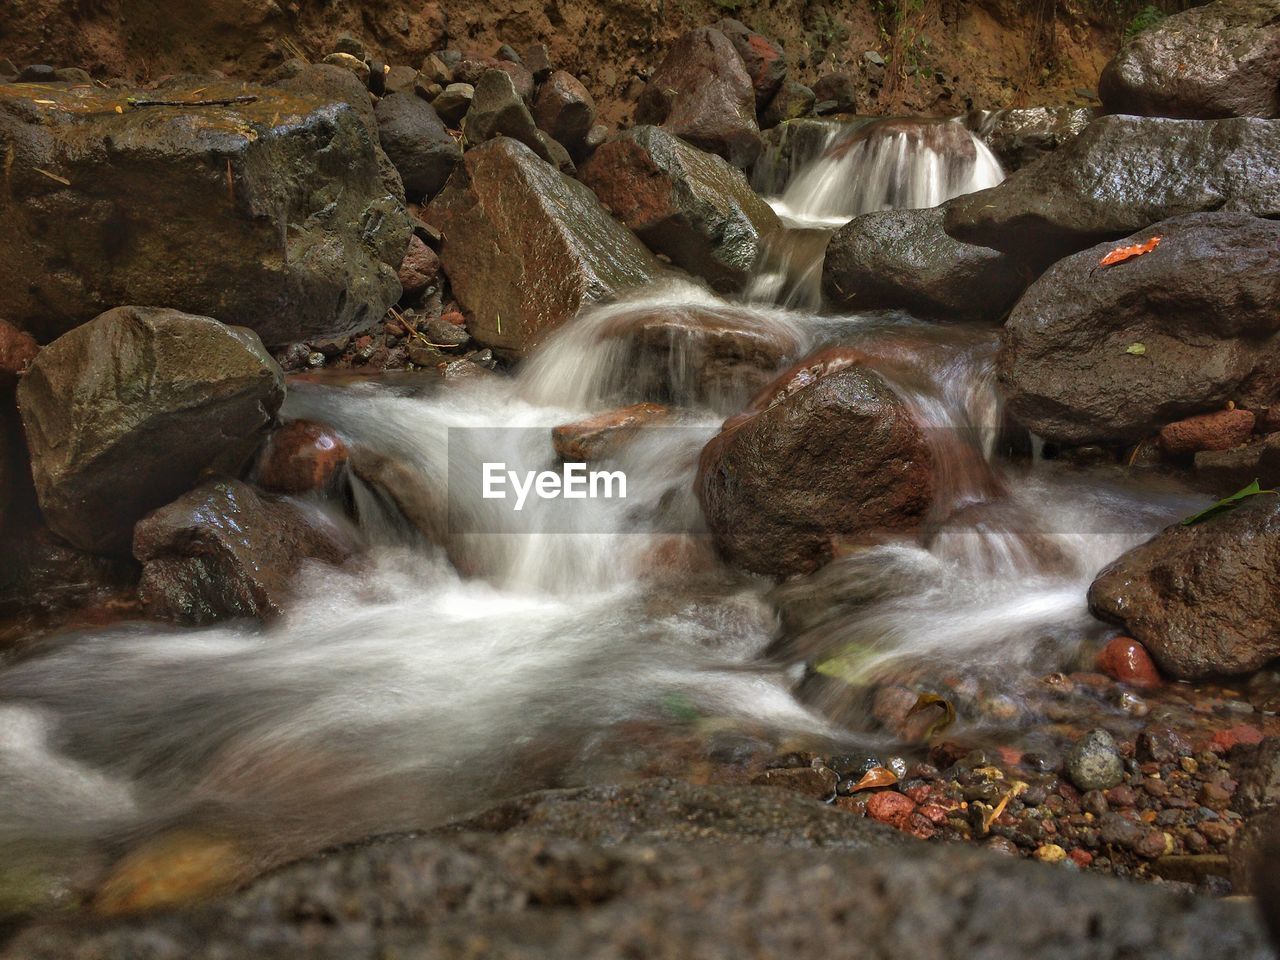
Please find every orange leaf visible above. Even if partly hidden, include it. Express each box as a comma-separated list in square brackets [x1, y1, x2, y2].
[1099, 236, 1162, 267]
[849, 766, 899, 792]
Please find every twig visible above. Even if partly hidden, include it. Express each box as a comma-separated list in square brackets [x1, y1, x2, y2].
[126, 95, 259, 108]
[34, 167, 70, 186]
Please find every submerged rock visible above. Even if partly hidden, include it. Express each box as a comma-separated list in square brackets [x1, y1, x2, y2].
[1089, 495, 1280, 679]
[134, 479, 357, 624]
[945, 115, 1280, 263]
[256, 420, 349, 494]
[425, 138, 658, 357]
[1099, 0, 1280, 119]
[823, 204, 1027, 322]
[636, 26, 761, 169]
[698, 364, 933, 578]
[551, 403, 672, 462]
[1065, 729, 1125, 791]
[17, 307, 284, 555]
[580, 125, 780, 292]
[998, 212, 1280, 446]
[0, 80, 410, 347]
[373, 93, 460, 200]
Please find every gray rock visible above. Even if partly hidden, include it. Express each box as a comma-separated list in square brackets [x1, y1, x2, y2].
[1089, 495, 1280, 679]
[823, 204, 1027, 321]
[462, 69, 564, 167]
[425, 138, 658, 357]
[1099, 0, 1280, 119]
[532, 70, 596, 154]
[0, 79, 410, 348]
[374, 93, 461, 200]
[964, 106, 1094, 171]
[1066, 729, 1125, 791]
[579, 125, 780, 293]
[998, 212, 1280, 446]
[1235, 737, 1280, 817]
[16, 307, 284, 555]
[945, 115, 1280, 264]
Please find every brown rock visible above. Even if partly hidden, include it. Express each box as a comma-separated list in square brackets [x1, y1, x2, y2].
[256, 420, 349, 494]
[551, 403, 671, 462]
[866, 791, 917, 830]
[697, 364, 933, 578]
[425, 138, 657, 358]
[532, 71, 596, 153]
[751, 765, 838, 799]
[635, 27, 761, 169]
[712, 18, 787, 107]
[135, 479, 357, 624]
[398, 234, 441, 298]
[1159, 408, 1256, 455]
[0, 319, 38, 384]
[1095, 636, 1163, 689]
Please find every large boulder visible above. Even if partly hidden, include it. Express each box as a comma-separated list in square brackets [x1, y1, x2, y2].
[16, 307, 284, 554]
[964, 107, 1094, 171]
[944, 115, 1280, 264]
[636, 27, 762, 169]
[425, 138, 658, 357]
[822, 204, 1027, 321]
[712, 18, 787, 109]
[998, 212, 1280, 446]
[1088, 495, 1280, 679]
[0, 80, 411, 347]
[580, 125, 780, 293]
[697, 363, 933, 578]
[373, 92, 460, 200]
[1099, 0, 1280, 120]
[134, 479, 357, 624]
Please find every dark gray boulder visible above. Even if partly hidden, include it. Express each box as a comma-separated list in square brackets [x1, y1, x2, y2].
[945, 115, 1280, 264]
[580, 125, 780, 293]
[998, 212, 1280, 445]
[823, 204, 1028, 321]
[374, 93, 460, 200]
[0, 79, 411, 347]
[16, 307, 284, 555]
[1089, 495, 1280, 679]
[1099, 0, 1280, 119]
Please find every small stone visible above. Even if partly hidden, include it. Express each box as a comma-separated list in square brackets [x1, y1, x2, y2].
[321, 52, 370, 85]
[1199, 781, 1233, 809]
[496, 44, 523, 65]
[1068, 848, 1094, 868]
[1066, 729, 1125, 792]
[398, 234, 442, 297]
[306, 351, 325, 367]
[433, 83, 474, 126]
[1159, 408, 1256, 455]
[1034, 843, 1067, 863]
[333, 33, 365, 58]
[1100, 812, 1145, 850]
[866, 791, 917, 830]
[551, 403, 671, 462]
[1096, 636, 1162, 689]
[1211, 724, 1264, 754]
[419, 53, 454, 87]
[1082, 790, 1109, 817]
[1138, 727, 1193, 763]
[53, 67, 92, 84]
[423, 317, 471, 348]
[520, 43, 553, 82]
[1135, 829, 1170, 859]
[985, 836, 1019, 856]
[16, 64, 56, 83]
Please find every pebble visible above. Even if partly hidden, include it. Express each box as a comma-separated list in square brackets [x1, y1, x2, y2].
[1034, 843, 1066, 863]
[1066, 729, 1125, 791]
[1096, 637, 1162, 689]
[866, 791, 916, 830]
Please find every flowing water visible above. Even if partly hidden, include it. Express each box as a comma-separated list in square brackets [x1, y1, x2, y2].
[0, 119, 1205, 913]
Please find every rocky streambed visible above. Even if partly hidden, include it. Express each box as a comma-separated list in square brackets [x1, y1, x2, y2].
[1, 1, 1280, 956]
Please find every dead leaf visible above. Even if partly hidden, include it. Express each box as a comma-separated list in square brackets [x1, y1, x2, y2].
[1099, 235, 1161, 267]
[849, 766, 899, 792]
[906, 693, 956, 739]
[1125, 342, 1146, 356]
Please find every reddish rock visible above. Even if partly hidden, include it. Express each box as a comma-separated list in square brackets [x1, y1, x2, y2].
[0, 319, 38, 384]
[866, 791, 917, 830]
[1212, 724, 1265, 753]
[1159, 408, 1257, 455]
[532, 71, 596, 153]
[635, 26, 761, 169]
[398, 235, 441, 298]
[751, 765, 838, 799]
[257, 420, 350, 494]
[697, 364, 933, 577]
[440, 310, 466, 327]
[1096, 636, 1163, 689]
[1069, 848, 1094, 868]
[713, 18, 787, 106]
[724, 346, 873, 431]
[906, 813, 937, 840]
[918, 803, 950, 825]
[551, 403, 671, 462]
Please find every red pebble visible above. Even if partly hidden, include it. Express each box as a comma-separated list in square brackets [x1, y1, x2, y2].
[903, 785, 932, 804]
[1096, 637, 1162, 689]
[918, 803, 950, 825]
[1211, 724, 1264, 753]
[1068, 849, 1093, 868]
[866, 791, 917, 830]
[996, 745, 1024, 767]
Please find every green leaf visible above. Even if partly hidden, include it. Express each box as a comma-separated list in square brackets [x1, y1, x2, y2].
[1125, 342, 1146, 356]
[1181, 479, 1276, 526]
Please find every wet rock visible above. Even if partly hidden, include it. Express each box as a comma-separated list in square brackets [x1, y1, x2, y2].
[945, 115, 1280, 264]
[1159, 408, 1257, 456]
[811, 73, 859, 114]
[964, 106, 1093, 171]
[636, 26, 761, 169]
[521, 43, 553, 82]
[697, 364, 933, 578]
[752, 765, 839, 799]
[1095, 636, 1162, 689]
[256, 420, 349, 494]
[1194, 433, 1280, 491]
[1229, 805, 1280, 894]
[1089, 495, 1280, 679]
[0, 318, 38, 386]
[712, 18, 787, 108]
[551, 403, 672, 462]
[432, 82, 473, 126]
[998, 213, 1280, 446]
[532, 70, 596, 154]
[1236, 737, 1280, 816]
[0, 80, 410, 347]
[0, 524, 136, 617]
[373, 93, 460, 201]
[17, 307, 284, 555]
[397, 234, 441, 298]
[1066, 729, 1125, 791]
[16, 64, 55, 83]
[580, 125, 780, 293]
[425, 137, 657, 358]
[866, 790, 917, 829]
[1138, 727, 1194, 763]
[823, 204, 1027, 322]
[462, 69, 569, 169]
[1099, 0, 1280, 120]
[134, 479, 357, 624]
[760, 79, 815, 128]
